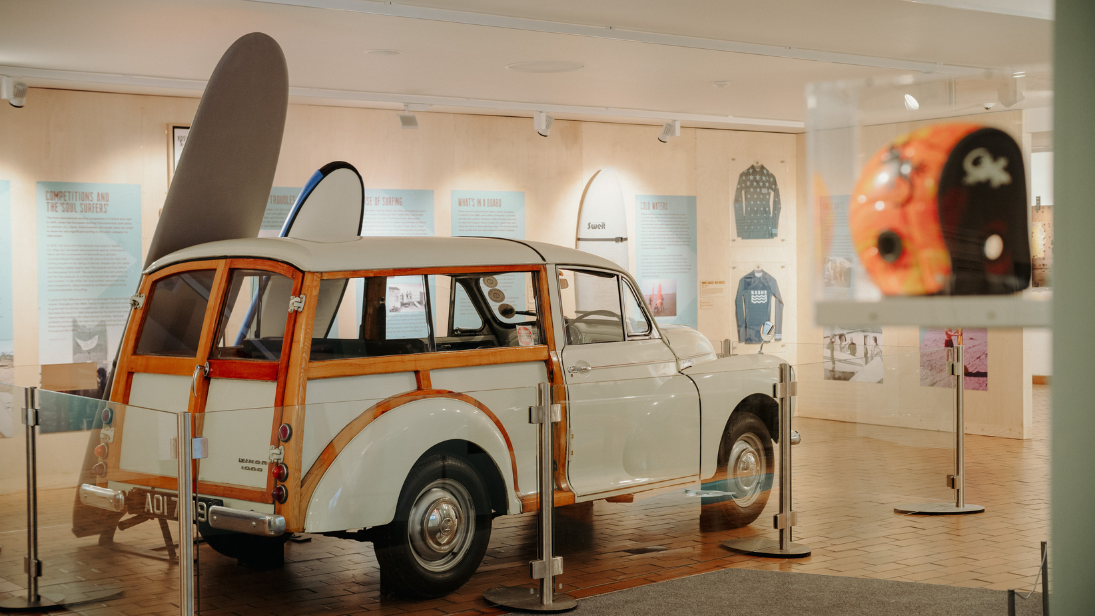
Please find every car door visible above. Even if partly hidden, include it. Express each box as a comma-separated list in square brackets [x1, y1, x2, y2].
[558, 268, 700, 497]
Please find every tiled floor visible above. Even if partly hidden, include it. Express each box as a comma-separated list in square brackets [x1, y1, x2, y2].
[0, 386, 1050, 615]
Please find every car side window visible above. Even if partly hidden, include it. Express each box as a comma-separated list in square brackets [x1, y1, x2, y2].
[622, 281, 654, 339]
[210, 269, 294, 361]
[558, 269, 624, 345]
[310, 275, 431, 361]
[430, 272, 542, 351]
[135, 269, 218, 357]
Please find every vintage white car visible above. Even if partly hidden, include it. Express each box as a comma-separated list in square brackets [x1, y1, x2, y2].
[79, 235, 784, 597]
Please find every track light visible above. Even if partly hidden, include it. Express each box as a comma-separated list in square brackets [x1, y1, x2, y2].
[658, 120, 680, 144]
[903, 94, 919, 111]
[534, 111, 554, 137]
[997, 77, 1025, 108]
[1, 76, 26, 109]
[398, 103, 429, 129]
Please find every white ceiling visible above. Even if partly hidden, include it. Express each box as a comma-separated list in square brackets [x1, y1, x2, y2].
[0, 0, 1052, 131]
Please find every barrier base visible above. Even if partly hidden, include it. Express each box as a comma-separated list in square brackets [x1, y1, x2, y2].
[0, 585, 123, 613]
[894, 502, 985, 515]
[722, 536, 811, 558]
[483, 586, 577, 613]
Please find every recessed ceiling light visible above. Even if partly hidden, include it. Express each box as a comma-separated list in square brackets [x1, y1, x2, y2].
[366, 49, 400, 56]
[904, 94, 920, 110]
[713, 81, 730, 88]
[506, 61, 585, 73]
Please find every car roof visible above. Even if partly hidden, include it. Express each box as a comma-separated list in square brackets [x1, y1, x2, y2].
[145, 236, 626, 274]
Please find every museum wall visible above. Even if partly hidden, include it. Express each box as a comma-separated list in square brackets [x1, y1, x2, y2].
[793, 109, 1035, 439]
[0, 87, 799, 489]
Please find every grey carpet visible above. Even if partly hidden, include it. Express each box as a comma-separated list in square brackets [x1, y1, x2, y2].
[553, 568, 1043, 615]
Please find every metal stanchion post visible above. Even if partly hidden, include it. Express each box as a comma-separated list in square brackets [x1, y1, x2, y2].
[723, 363, 811, 558]
[483, 383, 577, 613]
[1041, 541, 1049, 616]
[895, 344, 984, 515]
[178, 413, 196, 616]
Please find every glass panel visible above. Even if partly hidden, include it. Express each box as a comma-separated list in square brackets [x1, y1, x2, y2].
[559, 268, 623, 345]
[311, 276, 431, 360]
[135, 269, 217, 357]
[452, 281, 482, 331]
[211, 269, 294, 361]
[621, 281, 653, 338]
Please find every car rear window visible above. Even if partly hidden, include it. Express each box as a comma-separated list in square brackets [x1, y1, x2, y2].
[135, 270, 217, 357]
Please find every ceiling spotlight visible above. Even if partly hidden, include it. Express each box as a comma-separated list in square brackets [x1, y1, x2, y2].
[534, 111, 554, 137]
[904, 94, 919, 110]
[658, 120, 680, 144]
[998, 77, 1025, 108]
[1, 76, 26, 109]
[398, 103, 428, 129]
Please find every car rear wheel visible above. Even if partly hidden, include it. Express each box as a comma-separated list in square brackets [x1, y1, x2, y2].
[374, 454, 492, 598]
[712, 412, 774, 528]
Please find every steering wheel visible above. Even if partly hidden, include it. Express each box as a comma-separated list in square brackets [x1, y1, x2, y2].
[570, 310, 619, 324]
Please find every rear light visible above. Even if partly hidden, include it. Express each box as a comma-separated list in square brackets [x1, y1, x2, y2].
[101, 408, 113, 425]
[278, 423, 292, 442]
[94, 443, 108, 458]
[271, 463, 289, 482]
[271, 485, 288, 504]
[92, 462, 107, 477]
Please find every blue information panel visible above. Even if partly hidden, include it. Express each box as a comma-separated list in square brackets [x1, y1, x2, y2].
[635, 195, 698, 329]
[260, 187, 302, 236]
[360, 189, 436, 338]
[451, 190, 526, 325]
[36, 182, 142, 367]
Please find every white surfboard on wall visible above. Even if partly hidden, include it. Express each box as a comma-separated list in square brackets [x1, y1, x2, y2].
[577, 167, 629, 269]
[575, 166, 629, 311]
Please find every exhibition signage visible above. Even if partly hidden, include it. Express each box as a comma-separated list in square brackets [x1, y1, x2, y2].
[635, 195, 698, 329]
[36, 182, 142, 368]
[362, 189, 436, 338]
[452, 190, 526, 326]
[260, 186, 301, 236]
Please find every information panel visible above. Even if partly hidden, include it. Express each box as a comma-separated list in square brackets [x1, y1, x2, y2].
[259, 187, 301, 237]
[635, 195, 697, 329]
[361, 189, 436, 338]
[36, 182, 142, 367]
[452, 190, 526, 329]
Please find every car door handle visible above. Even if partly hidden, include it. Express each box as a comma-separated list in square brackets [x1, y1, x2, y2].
[567, 365, 591, 374]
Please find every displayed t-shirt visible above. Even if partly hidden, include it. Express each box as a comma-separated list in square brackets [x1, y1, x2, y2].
[734, 163, 781, 239]
[734, 269, 784, 343]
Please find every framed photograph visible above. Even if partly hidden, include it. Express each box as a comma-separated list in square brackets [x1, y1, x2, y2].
[167, 124, 190, 186]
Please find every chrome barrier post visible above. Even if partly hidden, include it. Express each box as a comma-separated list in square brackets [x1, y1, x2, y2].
[723, 363, 811, 558]
[177, 412, 196, 616]
[895, 344, 984, 515]
[1041, 540, 1049, 616]
[483, 382, 577, 612]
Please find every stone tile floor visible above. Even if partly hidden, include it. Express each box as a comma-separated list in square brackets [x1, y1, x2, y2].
[0, 386, 1050, 615]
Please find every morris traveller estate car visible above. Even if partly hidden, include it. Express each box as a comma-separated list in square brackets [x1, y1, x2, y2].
[79, 235, 785, 597]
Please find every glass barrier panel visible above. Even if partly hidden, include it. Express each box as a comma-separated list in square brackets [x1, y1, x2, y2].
[0, 387, 183, 611]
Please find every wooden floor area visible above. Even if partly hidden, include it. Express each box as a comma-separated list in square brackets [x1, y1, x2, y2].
[0, 386, 1050, 615]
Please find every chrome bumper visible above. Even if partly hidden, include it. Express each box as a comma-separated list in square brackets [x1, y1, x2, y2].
[78, 484, 286, 537]
[79, 483, 127, 513]
[208, 505, 285, 537]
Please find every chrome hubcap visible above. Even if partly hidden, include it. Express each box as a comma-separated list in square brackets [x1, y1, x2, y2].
[728, 433, 766, 507]
[407, 480, 474, 572]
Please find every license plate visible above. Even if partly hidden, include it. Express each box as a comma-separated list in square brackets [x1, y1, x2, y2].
[127, 487, 222, 523]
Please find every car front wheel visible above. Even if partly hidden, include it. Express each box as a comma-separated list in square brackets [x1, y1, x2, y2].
[710, 412, 774, 528]
[374, 453, 492, 598]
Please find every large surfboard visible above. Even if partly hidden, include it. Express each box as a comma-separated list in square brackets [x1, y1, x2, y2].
[576, 166, 629, 270]
[281, 161, 364, 241]
[144, 32, 288, 267]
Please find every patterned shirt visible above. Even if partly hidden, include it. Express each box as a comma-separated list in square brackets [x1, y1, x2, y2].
[734, 164, 781, 239]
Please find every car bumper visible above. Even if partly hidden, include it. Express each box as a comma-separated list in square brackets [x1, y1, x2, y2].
[78, 484, 286, 537]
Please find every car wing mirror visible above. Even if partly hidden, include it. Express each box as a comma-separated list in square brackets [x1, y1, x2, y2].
[758, 320, 775, 354]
